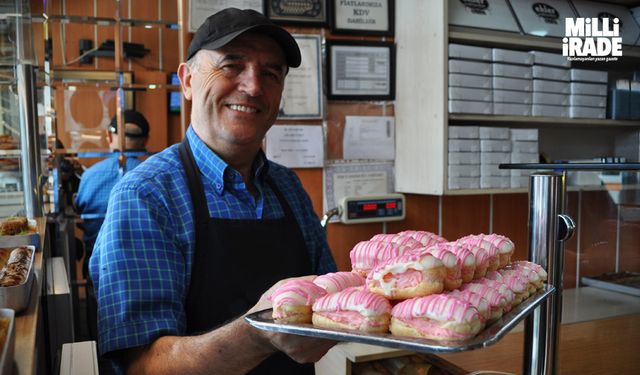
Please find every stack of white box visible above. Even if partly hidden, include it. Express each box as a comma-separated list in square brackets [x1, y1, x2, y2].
[479, 127, 511, 189]
[531, 51, 571, 117]
[510, 129, 539, 188]
[569, 69, 608, 119]
[448, 44, 493, 115]
[492, 48, 533, 116]
[448, 126, 480, 190]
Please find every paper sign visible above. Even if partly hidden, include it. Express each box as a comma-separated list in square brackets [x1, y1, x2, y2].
[343, 116, 395, 160]
[265, 125, 324, 168]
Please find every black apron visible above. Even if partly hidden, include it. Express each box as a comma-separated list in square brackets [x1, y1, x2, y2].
[178, 139, 314, 374]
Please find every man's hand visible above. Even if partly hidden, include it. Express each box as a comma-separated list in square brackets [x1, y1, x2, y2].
[245, 275, 338, 363]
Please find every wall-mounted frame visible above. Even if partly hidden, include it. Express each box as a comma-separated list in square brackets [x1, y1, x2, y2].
[326, 40, 395, 101]
[278, 34, 323, 119]
[188, 0, 263, 32]
[330, 0, 394, 36]
[264, 0, 328, 27]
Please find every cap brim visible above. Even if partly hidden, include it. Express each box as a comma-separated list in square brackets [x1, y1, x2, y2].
[196, 24, 301, 68]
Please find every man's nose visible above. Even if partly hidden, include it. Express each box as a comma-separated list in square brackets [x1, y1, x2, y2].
[237, 67, 263, 97]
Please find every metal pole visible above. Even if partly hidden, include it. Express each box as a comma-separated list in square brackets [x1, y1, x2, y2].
[523, 172, 568, 375]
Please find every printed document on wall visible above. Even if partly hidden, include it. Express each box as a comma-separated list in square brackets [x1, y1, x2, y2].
[343, 116, 395, 160]
[265, 125, 324, 168]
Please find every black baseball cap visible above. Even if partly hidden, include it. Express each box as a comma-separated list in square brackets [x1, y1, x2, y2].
[109, 110, 150, 138]
[187, 8, 301, 67]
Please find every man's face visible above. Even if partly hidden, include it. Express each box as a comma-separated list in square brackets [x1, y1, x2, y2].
[182, 33, 287, 152]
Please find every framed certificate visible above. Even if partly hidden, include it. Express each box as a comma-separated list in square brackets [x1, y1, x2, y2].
[264, 0, 328, 26]
[278, 35, 323, 119]
[326, 41, 395, 101]
[330, 0, 394, 36]
[189, 0, 263, 32]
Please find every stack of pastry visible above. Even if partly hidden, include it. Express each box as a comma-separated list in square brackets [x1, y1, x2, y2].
[270, 230, 545, 342]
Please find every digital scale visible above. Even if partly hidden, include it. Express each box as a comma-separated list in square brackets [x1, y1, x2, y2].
[322, 194, 406, 225]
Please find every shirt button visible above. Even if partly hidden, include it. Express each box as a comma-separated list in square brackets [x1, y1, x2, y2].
[216, 183, 222, 190]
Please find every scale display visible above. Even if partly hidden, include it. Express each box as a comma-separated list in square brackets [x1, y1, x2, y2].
[339, 194, 405, 224]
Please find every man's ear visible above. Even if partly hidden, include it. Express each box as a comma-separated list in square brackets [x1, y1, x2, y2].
[177, 62, 193, 101]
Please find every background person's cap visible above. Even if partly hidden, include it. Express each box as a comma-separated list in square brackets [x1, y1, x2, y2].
[187, 8, 301, 67]
[109, 110, 150, 138]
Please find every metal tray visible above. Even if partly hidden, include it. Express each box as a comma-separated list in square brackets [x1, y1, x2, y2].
[0, 219, 40, 251]
[0, 308, 14, 375]
[245, 285, 554, 353]
[0, 246, 35, 313]
[581, 272, 640, 297]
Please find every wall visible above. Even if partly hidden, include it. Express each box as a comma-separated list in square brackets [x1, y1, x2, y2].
[33, 0, 639, 290]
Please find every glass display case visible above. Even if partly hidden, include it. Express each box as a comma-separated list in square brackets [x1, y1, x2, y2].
[0, 0, 43, 218]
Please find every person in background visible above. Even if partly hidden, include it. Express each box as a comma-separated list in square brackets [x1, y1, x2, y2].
[89, 8, 337, 374]
[75, 109, 149, 340]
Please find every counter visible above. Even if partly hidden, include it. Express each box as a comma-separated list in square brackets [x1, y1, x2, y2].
[316, 287, 640, 374]
[13, 217, 46, 375]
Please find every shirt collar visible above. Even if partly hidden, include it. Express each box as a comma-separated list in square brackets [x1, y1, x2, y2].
[186, 127, 269, 195]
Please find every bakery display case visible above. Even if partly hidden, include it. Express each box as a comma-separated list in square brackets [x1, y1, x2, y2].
[0, 0, 43, 219]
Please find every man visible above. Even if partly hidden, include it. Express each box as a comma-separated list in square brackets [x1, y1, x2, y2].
[76, 109, 150, 340]
[76, 110, 150, 255]
[89, 8, 337, 375]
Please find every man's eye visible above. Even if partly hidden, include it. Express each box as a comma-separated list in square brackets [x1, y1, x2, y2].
[263, 70, 282, 81]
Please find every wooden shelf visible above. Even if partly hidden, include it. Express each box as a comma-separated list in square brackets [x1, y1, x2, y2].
[448, 26, 640, 59]
[445, 188, 528, 195]
[448, 114, 640, 128]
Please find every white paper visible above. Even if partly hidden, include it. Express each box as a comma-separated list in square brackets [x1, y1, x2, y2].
[188, 0, 262, 32]
[265, 125, 324, 168]
[279, 35, 323, 119]
[323, 161, 394, 222]
[343, 116, 395, 160]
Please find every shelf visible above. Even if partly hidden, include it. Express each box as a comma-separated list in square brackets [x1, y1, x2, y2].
[448, 26, 640, 59]
[31, 14, 179, 30]
[449, 114, 640, 128]
[445, 188, 528, 195]
[0, 149, 20, 158]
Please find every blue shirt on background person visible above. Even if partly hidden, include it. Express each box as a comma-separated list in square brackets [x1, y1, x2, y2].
[89, 127, 336, 355]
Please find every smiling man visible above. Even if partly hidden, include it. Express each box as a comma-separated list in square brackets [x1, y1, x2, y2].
[89, 8, 337, 375]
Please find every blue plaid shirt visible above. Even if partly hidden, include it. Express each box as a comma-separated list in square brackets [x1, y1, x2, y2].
[75, 155, 143, 251]
[89, 127, 336, 357]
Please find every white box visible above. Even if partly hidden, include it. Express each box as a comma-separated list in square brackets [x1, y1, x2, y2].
[511, 169, 532, 177]
[494, 102, 532, 116]
[533, 79, 570, 94]
[570, 82, 608, 96]
[511, 175, 530, 188]
[449, 59, 492, 75]
[481, 152, 511, 164]
[480, 163, 510, 177]
[492, 48, 533, 65]
[493, 77, 533, 91]
[481, 139, 512, 152]
[481, 176, 511, 189]
[449, 100, 493, 114]
[494, 89, 532, 104]
[449, 44, 492, 61]
[449, 139, 480, 152]
[532, 104, 569, 117]
[448, 165, 481, 177]
[479, 127, 510, 139]
[510, 152, 539, 163]
[572, 0, 640, 45]
[493, 63, 533, 79]
[533, 65, 570, 81]
[448, 177, 480, 190]
[449, 73, 493, 89]
[510, 0, 576, 38]
[449, 87, 492, 101]
[570, 69, 608, 83]
[510, 128, 538, 141]
[512, 140, 539, 153]
[448, 0, 520, 32]
[569, 94, 607, 107]
[533, 92, 570, 106]
[569, 106, 606, 119]
[449, 126, 480, 139]
[530, 50, 571, 68]
[448, 151, 481, 165]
